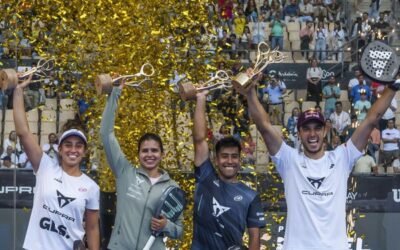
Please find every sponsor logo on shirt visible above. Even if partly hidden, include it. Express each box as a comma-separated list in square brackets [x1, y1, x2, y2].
[307, 177, 325, 189]
[39, 217, 71, 239]
[212, 197, 230, 217]
[78, 187, 87, 192]
[302, 190, 333, 196]
[54, 178, 62, 183]
[233, 195, 243, 201]
[42, 204, 75, 222]
[57, 190, 76, 208]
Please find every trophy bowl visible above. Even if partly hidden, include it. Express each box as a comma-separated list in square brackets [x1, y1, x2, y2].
[0, 69, 18, 91]
[95, 74, 113, 95]
[232, 72, 253, 94]
[178, 81, 197, 101]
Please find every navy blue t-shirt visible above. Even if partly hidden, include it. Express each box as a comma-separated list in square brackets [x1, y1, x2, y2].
[191, 159, 266, 250]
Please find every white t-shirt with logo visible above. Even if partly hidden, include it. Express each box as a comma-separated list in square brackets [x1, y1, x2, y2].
[23, 154, 99, 250]
[271, 140, 362, 250]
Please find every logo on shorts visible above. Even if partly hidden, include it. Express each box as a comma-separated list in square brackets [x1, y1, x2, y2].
[57, 190, 76, 208]
[307, 177, 325, 189]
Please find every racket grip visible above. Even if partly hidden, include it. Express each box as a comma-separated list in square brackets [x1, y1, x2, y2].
[143, 235, 156, 250]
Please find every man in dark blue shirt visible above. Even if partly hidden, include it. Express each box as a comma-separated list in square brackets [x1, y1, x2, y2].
[191, 90, 266, 250]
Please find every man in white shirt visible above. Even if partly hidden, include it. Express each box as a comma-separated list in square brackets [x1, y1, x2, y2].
[381, 119, 400, 168]
[243, 70, 397, 250]
[329, 101, 351, 142]
[379, 87, 397, 131]
[348, 68, 362, 95]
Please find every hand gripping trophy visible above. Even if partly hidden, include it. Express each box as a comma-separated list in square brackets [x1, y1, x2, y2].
[0, 59, 55, 90]
[232, 42, 285, 93]
[95, 63, 155, 95]
[178, 70, 232, 101]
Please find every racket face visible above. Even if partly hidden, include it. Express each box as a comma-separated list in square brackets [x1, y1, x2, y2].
[360, 41, 399, 83]
[155, 186, 186, 221]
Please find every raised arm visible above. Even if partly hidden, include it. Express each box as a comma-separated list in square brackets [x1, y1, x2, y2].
[99, 86, 131, 177]
[13, 76, 43, 172]
[351, 86, 396, 151]
[245, 80, 282, 156]
[193, 90, 210, 166]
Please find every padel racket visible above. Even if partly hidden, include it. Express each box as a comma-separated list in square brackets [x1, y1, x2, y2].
[143, 186, 186, 250]
[360, 41, 400, 83]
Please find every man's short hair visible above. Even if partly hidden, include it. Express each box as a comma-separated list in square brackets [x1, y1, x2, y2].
[215, 137, 241, 155]
[335, 101, 342, 106]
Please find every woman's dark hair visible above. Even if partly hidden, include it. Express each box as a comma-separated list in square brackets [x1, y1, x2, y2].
[138, 133, 164, 153]
[215, 136, 242, 155]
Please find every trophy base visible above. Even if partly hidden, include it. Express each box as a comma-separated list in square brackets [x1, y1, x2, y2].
[0, 69, 18, 91]
[178, 81, 197, 101]
[232, 72, 253, 94]
[95, 74, 113, 95]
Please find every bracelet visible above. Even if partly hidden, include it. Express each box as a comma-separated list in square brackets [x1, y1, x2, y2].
[388, 79, 400, 91]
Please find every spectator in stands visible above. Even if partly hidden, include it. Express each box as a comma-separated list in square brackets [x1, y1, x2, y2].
[287, 107, 300, 147]
[345, 114, 359, 141]
[262, 71, 287, 125]
[306, 58, 323, 104]
[330, 101, 351, 142]
[239, 26, 252, 59]
[270, 0, 283, 21]
[324, 118, 338, 148]
[299, 0, 314, 23]
[252, 14, 268, 48]
[313, 0, 328, 23]
[42, 133, 59, 163]
[0, 145, 19, 167]
[367, 127, 381, 163]
[373, 12, 390, 43]
[314, 21, 328, 62]
[353, 149, 376, 174]
[370, 80, 384, 104]
[326, 0, 342, 22]
[358, 12, 372, 49]
[1, 155, 17, 169]
[328, 134, 341, 150]
[329, 21, 345, 61]
[300, 21, 314, 59]
[245, 0, 258, 22]
[369, 0, 380, 19]
[233, 8, 246, 39]
[381, 119, 400, 169]
[379, 86, 397, 131]
[219, 0, 234, 32]
[322, 75, 341, 118]
[283, 0, 300, 23]
[260, 0, 272, 21]
[269, 12, 286, 50]
[3, 130, 22, 154]
[391, 156, 400, 173]
[348, 68, 362, 98]
[354, 91, 371, 123]
[350, 74, 371, 104]
[241, 132, 256, 165]
[18, 148, 33, 169]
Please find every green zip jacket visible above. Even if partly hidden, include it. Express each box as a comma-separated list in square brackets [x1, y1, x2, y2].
[100, 87, 183, 250]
